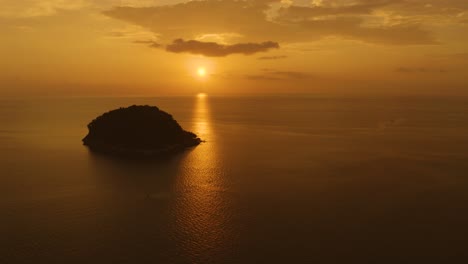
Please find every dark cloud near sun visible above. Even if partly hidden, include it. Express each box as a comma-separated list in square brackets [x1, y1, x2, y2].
[165, 39, 279, 57]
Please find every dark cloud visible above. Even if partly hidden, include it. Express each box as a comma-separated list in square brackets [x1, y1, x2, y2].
[165, 39, 279, 57]
[133, 40, 161, 48]
[258, 55, 287, 60]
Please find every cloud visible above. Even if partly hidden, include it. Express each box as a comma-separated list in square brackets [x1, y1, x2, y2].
[194, 33, 243, 43]
[0, 0, 90, 18]
[165, 39, 279, 57]
[383, 0, 468, 16]
[296, 16, 436, 45]
[245, 74, 281, 81]
[102, 1, 271, 42]
[266, 70, 313, 79]
[246, 69, 313, 80]
[432, 53, 468, 61]
[212, 67, 314, 81]
[0, 0, 188, 18]
[133, 40, 161, 48]
[258, 55, 288, 60]
[103, 0, 439, 46]
[105, 25, 157, 41]
[276, 0, 392, 20]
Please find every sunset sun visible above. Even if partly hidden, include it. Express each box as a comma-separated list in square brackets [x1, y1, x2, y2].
[197, 67, 206, 77]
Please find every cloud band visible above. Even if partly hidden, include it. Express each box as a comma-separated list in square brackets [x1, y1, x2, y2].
[165, 39, 280, 57]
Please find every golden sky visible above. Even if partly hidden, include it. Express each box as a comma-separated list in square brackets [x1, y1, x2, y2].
[1, 0, 467, 96]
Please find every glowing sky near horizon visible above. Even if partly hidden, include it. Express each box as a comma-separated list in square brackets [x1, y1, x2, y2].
[0, 0, 467, 96]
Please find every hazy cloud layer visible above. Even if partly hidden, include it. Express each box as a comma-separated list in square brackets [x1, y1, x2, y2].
[0, 0, 89, 17]
[396, 67, 448, 73]
[276, 0, 392, 19]
[258, 55, 288, 60]
[100, 0, 468, 46]
[0, 0, 186, 18]
[165, 39, 279, 57]
[133, 40, 161, 48]
[246, 69, 313, 80]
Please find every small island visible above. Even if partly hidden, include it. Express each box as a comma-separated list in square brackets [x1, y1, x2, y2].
[83, 105, 201, 157]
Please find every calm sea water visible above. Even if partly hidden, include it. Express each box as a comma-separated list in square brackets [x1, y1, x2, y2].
[1, 95, 468, 263]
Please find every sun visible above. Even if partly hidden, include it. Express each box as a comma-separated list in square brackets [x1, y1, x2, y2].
[197, 67, 206, 77]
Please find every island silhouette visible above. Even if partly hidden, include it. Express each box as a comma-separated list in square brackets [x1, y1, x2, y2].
[83, 105, 201, 157]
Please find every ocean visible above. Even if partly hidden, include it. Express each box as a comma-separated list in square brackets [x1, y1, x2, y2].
[1, 95, 468, 263]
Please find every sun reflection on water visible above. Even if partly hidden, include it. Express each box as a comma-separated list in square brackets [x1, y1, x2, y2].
[172, 94, 232, 261]
[193, 94, 210, 139]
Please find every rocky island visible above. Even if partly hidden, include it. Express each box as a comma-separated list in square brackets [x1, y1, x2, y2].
[83, 105, 201, 157]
